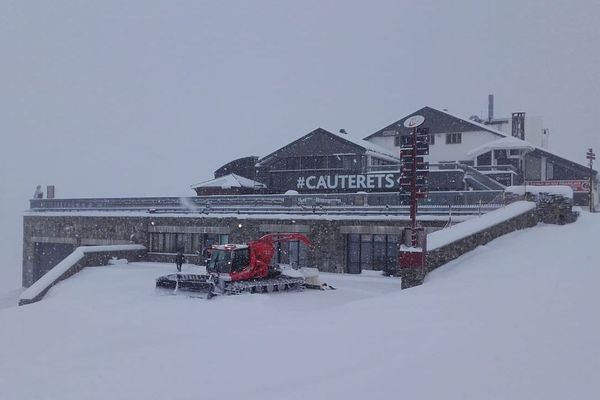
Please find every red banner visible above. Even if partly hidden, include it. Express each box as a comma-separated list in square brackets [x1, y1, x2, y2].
[526, 180, 590, 192]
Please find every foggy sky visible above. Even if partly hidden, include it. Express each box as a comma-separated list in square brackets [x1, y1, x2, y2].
[1, 0, 599, 288]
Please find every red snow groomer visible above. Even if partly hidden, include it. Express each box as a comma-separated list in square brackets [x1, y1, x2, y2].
[155, 233, 328, 299]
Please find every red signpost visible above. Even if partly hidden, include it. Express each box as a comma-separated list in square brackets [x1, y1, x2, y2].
[398, 115, 429, 289]
[587, 148, 595, 212]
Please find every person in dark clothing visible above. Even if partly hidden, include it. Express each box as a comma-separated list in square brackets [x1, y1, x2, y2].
[201, 247, 212, 266]
[33, 185, 43, 199]
[175, 251, 185, 272]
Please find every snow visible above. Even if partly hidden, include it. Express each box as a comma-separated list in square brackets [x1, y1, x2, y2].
[1, 213, 600, 399]
[467, 136, 536, 157]
[427, 201, 536, 250]
[19, 244, 145, 304]
[190, 173, 266, 189]
[437, 107, 508, 137]
[506, 185, 574, 199]
[332, 130, 400, 162]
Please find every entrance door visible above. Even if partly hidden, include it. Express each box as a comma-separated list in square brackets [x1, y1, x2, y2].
[346, 234, 361, 274]
[372, 235, 387, 270]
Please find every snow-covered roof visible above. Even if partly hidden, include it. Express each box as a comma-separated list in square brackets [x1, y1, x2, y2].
[505, 185, 574, 199]
[467, 137, 536, 157]
[191, 174, 266, 190]
[466, 135, 595, 174]
[256, 128, 399, 167]
[332, 130, 399, 162]
[365, 106, 509, 141]
[436, 108, 508, 137]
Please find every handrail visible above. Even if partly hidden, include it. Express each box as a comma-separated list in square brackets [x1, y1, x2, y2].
[29, 191, 504, 212]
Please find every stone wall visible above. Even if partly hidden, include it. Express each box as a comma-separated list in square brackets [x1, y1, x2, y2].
[426, 194, 576, 272]
[22, 215, 147, 287]
[427, 209, 538, 271]
[23, 213, 449, 286]
[20, 194, 578, 297]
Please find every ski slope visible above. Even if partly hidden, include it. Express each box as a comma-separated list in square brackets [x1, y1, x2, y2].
[0, 213, 599, 400]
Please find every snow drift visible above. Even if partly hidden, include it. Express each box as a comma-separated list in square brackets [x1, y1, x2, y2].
[1, 214, 599, 399]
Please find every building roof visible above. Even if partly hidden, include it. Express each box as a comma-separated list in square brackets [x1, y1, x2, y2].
[256, 128, 399, 167]
[468, 136, 597, 176]
[191, 173, 266, 190]
[468, 137, 536, 157]
[331, 129, 399, 162]
[365, 105, 595, 175]
[364, 106, 507, 140]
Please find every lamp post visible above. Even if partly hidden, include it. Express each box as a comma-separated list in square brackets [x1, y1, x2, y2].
[587, 148, 596, 212]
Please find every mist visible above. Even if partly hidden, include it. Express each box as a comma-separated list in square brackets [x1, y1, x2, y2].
[1, 0, 599, 290]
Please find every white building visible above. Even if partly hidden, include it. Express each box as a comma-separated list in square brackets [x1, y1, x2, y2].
[364, 105, 597, 206]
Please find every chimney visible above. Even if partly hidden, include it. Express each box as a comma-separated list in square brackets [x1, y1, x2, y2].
[46, 185, 55, 199]
[488, 94, 494, 122]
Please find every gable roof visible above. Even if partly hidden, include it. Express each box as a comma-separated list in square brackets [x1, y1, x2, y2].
[257, 128, 399, 167]
[364, 106, 507, 140]
[468, 137, 535, 157]
[191, 173, 266, 190]
[468, 136, 597, 176]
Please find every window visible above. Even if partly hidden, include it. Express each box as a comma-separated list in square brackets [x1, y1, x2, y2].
[272, 236, 309, 267]
[446, 133, 462, 144]
[150, 232, 228, 254]
[370, 157, 394, 167]
[345, 234, 399, 273]
[508, 149, 521, 158]
[342, 155, 362, 171]
[546, 162, 554, 180]
[208, 249, 232, 273]
[327, 155, 343, 169]
[301, 156, 326, 170]
[286, 157, 300, 170]
[395, 135, 413, 146]
[396, 135, 412, 147]
[394, 133, 434, 147]
[231, 248, 250, 273]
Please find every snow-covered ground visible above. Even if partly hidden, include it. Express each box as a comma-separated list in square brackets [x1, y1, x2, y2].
[0, 213, 599, 399]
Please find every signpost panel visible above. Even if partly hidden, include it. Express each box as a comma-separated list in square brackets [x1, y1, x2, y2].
[398, 115, 429, 289]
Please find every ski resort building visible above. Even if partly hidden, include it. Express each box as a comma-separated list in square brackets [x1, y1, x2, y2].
[22, 100, 598, 289]
[208, 104, 597, 206]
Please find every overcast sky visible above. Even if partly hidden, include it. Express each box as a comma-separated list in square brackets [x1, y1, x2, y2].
[1, 0, 599, 286]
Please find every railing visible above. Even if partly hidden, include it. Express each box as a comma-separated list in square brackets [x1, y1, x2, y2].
[463, 165, 506, 190]
[472, 164, 519, 173]
[365, 162, 468, 173]
[29, 191, 505, 216]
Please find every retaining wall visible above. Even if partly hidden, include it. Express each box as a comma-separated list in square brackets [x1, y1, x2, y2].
[426, 194, 576, 272]
[427, 206, 537, 271]
[19, 245, 146, 306]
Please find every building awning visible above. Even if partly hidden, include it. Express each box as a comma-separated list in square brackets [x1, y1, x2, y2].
[191, 173, 266, 190]
[467, 137, 535, 158]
